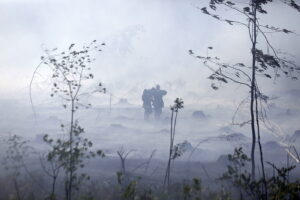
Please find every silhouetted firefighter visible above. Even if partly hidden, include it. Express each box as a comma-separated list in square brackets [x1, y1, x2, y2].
[142, 85, 167, 120]
[153, 85, 167, 120]
[142, 88, 153, 120]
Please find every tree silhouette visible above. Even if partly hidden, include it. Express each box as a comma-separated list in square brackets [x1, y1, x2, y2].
[38, 41, 106, 200]
[190, 1, 300, 196]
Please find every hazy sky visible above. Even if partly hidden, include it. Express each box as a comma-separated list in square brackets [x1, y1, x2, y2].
[1, 0, 299, 107]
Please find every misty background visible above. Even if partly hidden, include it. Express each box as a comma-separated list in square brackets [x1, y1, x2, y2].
[1, 0, 300, 162]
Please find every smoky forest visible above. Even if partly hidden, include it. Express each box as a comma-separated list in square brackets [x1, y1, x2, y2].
[1, 0, 300, 200]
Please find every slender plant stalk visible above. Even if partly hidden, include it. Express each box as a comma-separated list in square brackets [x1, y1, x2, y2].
[68, 96, 75, 200]
[13, 178, 21, 200]
[250, 0, 257, 181]
[50, 175, 57, 200]
[164, 109, 174, 188]
[255, 85, 268, 199]
[164, 99, 183, 189]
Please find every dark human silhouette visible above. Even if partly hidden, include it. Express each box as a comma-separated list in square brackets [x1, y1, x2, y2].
[142, 89, 153, 120]
[142, 85, 167, 120]
[152, 85, 167, 120]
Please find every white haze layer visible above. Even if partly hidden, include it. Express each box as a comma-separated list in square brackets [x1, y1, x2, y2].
[0, 0, 300, 163]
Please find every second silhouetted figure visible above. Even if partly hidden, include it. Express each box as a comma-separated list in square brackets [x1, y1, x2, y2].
[142, 85, 167, 120]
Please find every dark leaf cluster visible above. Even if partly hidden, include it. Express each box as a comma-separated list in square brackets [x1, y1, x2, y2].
[43, 121, 105, 190]
[41, 40, 106, 110]
[171, 98, 184, 112]
[171, 140, 189, 160]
